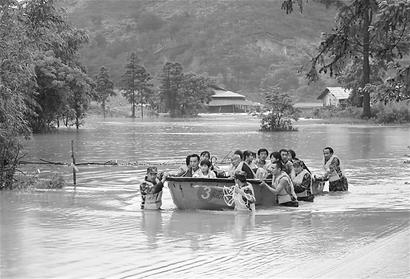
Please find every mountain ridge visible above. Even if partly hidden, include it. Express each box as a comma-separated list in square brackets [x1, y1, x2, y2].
[63, 0, 339, 102]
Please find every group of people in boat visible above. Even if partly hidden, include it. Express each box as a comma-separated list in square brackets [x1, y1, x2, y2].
[139, 147, 348, 211]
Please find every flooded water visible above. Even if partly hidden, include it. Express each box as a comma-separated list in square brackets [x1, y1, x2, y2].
[1, 114, 409, 278]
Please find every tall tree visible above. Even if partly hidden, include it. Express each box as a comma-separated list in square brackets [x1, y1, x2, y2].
[122, 53, 138, 117]
[0, 0, 34, 189]
[282, 0, 410, 117]
[25, 0, 92, 131]
[95, 66, 115, 118]
[134, 65, 153, 119]
[177, 73, 214, 116]
[159, 62, 183, 116]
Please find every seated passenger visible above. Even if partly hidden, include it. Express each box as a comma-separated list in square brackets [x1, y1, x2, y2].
[228, 150, 255, 179]
[168, 155, 190, 177]
[292, 160, 314, 202]
[255, 148, 269, 169]
[193, 159, 216, 178]
[232, 170, 256, 212]
[280, 149, 295, 179]
[288, 149, 311, 173]
[210, 155, 223, 175]
[183, 154, 201, 177]
[140, 167, 168, 210]
[244, 150, 257, 170]
[261, 161, 298, 207]
[200, 151, 211, 162]
[264, 151, 281, 179]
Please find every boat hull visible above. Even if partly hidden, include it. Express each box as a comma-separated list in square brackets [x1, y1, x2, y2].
[166, 177, 325, 210]
[167, 177, 278, 210]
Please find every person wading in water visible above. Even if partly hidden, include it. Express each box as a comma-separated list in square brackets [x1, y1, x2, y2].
[140, 167, 168, 210]
[321, 147, 348, 191]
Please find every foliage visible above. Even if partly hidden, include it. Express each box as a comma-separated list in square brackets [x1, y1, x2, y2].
[373, 102, 410, 123]
[260, 87, 300, 131]
[282, 0, 410, 118]
[159, 62, 214, 117]
[159, 62, 184, 116]
[0, 1, 35, 189]
[68, 0, 339, 102]
[312, 106, 364, 119]
[177, 73, 215, 116]
[94, 66, 115, 118]
[22, 0, 94, 131]
[121, 53, 154, 118]
[1, 0, 92, 189]
[311, 102, 410, 124]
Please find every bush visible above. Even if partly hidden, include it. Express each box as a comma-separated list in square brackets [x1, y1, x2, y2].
[373, 102, 410, 124]
[260, 113, 297, 131]
[311, 103, 410, 124]
[312, 106, 363, 119]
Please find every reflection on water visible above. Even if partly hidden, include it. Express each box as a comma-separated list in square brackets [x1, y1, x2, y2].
[1, 115, 409, 278]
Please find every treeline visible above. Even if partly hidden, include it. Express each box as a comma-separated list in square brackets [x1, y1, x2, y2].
[0, 0, 213, 189]
[118, 54, 215, 118]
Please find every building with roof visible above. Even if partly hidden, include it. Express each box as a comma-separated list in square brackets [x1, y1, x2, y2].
[317, 87, 352, 107]
[207, 85, 256, 113]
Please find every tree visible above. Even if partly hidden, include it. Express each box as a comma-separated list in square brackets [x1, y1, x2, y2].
[95, 66, 115, 118]
[260, 87, 300, 131]
[66, 68, 95, 129]
[159, 62, 183, 116]
[24, 0, 92, 131]
[177, 73, 214, 116]
[282, 0, 410, 117]
[0, 0, 34, 189]
[121, 53, 153, 118]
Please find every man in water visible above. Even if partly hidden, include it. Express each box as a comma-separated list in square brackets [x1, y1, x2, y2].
[322, 147, 348, 191]
[232, 170, 256, 212]
[140, 167, 168, 210]
[280, 149, 295, 179]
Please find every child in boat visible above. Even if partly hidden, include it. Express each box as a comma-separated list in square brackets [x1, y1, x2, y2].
[232, 171, 256, 212]
[193, 159, 216, 178]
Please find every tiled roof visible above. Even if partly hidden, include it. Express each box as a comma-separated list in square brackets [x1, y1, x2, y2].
[317, 87, 351, 100]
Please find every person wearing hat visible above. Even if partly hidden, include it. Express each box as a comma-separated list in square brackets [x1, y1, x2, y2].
[232, 170, 256, 212]
[140, 166, 167, 210]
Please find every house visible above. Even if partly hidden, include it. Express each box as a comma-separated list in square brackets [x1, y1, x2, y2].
[207, 85, 255, 113]
[317, 87, 352, 107]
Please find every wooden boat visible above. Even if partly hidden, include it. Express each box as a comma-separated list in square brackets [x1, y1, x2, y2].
[166, 177, 325, 210]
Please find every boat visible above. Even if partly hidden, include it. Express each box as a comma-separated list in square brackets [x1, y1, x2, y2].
[166, 177, 325, 210]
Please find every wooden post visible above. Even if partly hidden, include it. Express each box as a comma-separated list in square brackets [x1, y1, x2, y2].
[71, 140, 76, 185]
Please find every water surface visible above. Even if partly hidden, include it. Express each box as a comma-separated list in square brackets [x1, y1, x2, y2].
[1, 114, 409, 278]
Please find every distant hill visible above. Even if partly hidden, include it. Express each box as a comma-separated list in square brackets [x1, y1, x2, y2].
[63, 0, 341, 102]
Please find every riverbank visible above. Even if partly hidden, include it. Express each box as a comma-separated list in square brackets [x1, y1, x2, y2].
[302, 102, 410, 125]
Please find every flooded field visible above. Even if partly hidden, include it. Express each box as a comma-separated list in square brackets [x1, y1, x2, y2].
[1, 114, 409, 278]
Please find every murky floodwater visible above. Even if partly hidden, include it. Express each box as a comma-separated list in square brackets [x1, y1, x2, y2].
[1, 114, 409, 278]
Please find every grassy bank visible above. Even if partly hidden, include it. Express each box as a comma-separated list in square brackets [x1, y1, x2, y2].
[304, 102, 410, 124]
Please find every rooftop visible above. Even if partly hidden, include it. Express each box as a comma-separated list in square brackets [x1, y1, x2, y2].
[317, 87, 351, 100]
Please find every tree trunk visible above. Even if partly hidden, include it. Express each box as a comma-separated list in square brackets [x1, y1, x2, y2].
[362, 0, 371, 118]
[102, 100, 106, 119]
[132, 90, 135, 118]
[140, 89, 144, 119]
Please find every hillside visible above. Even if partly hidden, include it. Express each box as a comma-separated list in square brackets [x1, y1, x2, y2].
[63, 0, 340, 102]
